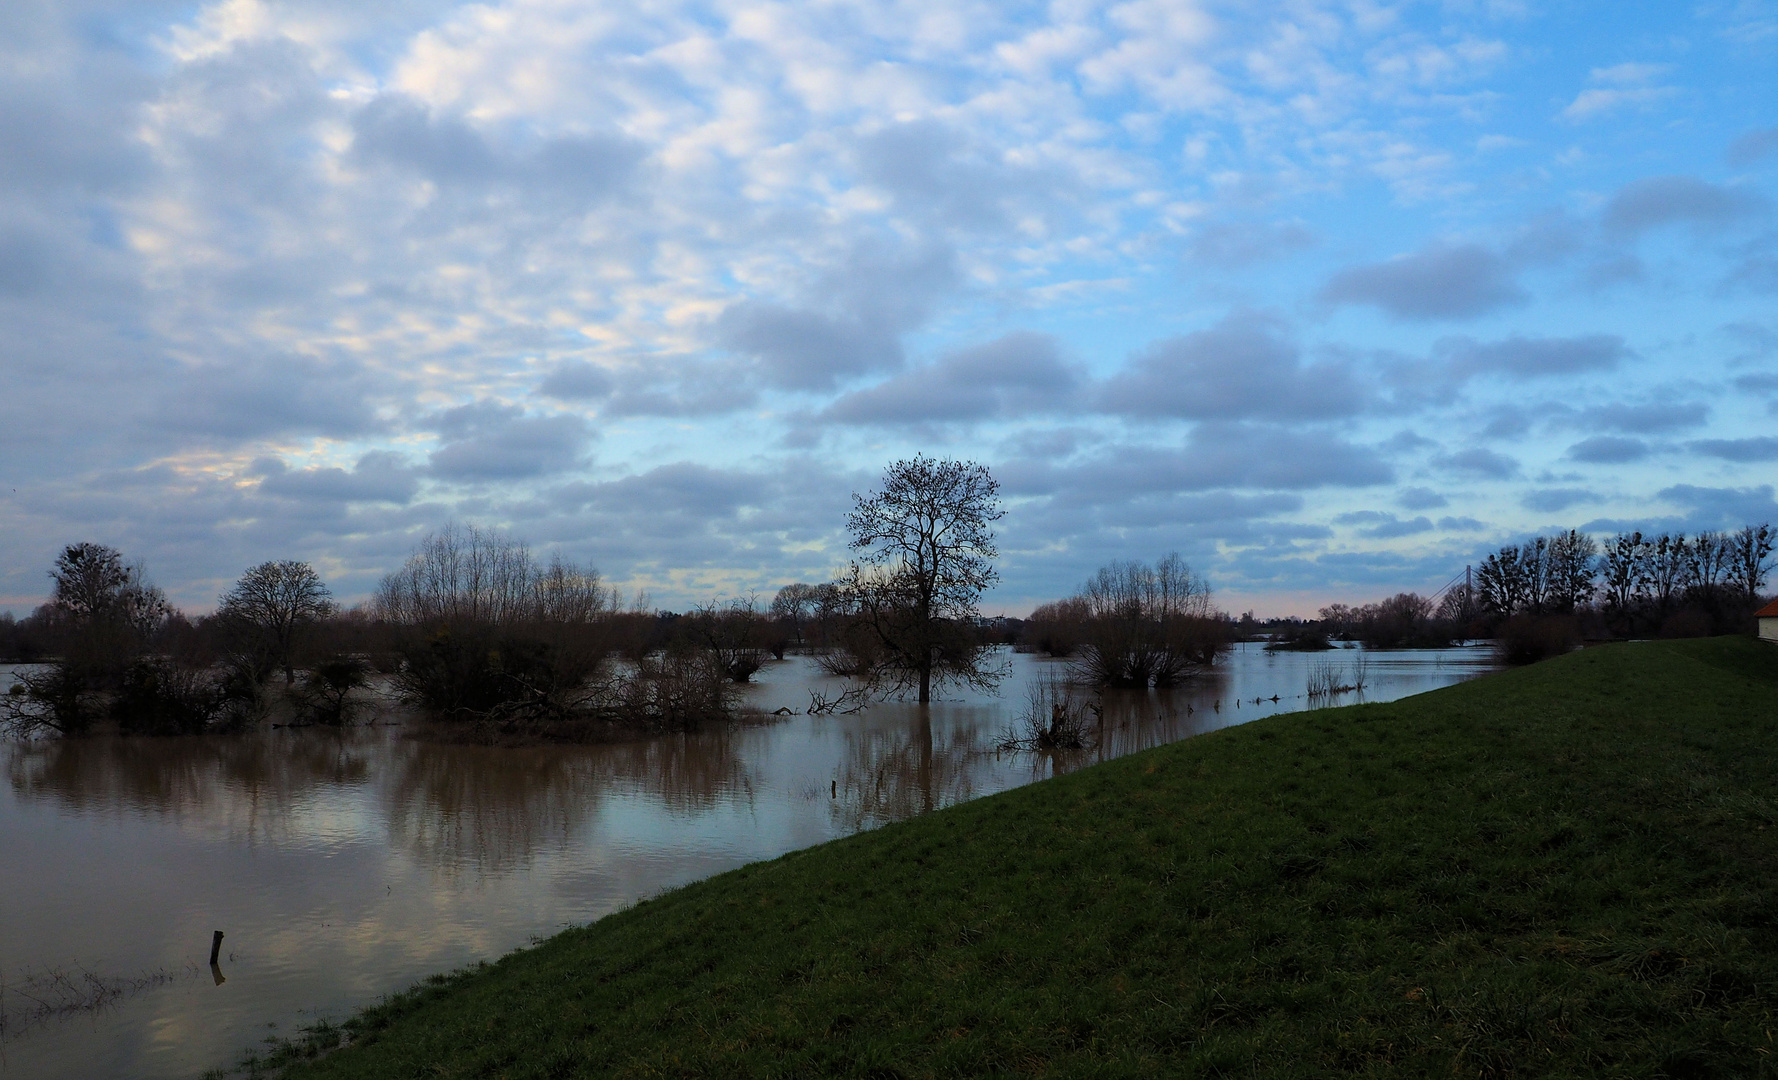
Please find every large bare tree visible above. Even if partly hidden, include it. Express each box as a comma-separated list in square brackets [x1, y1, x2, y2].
[842, 455, 1004, 703]
[219, 561, 336, 684]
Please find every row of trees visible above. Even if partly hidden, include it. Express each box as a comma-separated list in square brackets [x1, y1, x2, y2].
[1461, 525, 1772, 638]
[1302, 523, 1774, 653]
[1469, 526, 1771, 617]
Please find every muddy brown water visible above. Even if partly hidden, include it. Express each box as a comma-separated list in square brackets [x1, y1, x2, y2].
[0, 644, 1495, 1078]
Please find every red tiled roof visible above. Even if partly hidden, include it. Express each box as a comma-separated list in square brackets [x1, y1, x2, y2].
[1759, 598, 1778, 618]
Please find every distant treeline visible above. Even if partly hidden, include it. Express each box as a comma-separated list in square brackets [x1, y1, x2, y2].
[1255, 524, 1774, 661]
[4, 518, 1769, 738]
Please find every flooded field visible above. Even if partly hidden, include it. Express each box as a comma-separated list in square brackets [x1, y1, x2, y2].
[0, 643, 1496, 1078]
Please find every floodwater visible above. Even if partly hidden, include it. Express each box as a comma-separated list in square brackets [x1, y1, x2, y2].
[0, 643, 1496, 1079]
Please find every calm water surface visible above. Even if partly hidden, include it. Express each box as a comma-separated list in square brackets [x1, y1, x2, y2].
[0, 644, 1495, 1078]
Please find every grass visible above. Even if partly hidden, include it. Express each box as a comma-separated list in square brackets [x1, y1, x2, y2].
[281, 637, 1778, 1078]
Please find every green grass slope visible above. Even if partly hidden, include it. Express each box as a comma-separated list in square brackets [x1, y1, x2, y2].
[283, 638, 1778, 1079]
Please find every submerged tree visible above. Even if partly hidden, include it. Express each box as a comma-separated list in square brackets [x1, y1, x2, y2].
[1073, 555, 1223, 685]
[4, 543, 174, 737]
[841, 456, 1005, 703]
[218, 560, 336, 684]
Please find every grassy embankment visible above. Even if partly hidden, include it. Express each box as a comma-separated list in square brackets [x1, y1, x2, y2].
[281, 637, 1778, 1078]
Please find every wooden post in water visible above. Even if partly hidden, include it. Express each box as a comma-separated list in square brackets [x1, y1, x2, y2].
[209, 930, 224, 965]
[831, 780, 836, 799]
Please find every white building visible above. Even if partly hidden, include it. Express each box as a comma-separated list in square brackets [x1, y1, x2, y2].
[1760, 599, 1778, 643]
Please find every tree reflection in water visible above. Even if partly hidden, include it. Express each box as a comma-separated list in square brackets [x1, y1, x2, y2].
[379, 728, 757, 875]
[6, 732, 373, 838]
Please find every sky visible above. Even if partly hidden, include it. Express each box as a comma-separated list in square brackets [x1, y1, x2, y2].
[0, 0, 1775, 618]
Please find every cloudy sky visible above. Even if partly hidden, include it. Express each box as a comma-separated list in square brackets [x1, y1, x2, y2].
[1, 0, 1775, 616]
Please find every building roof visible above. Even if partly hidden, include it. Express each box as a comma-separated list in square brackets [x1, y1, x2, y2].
[1758, 598, 1778, 618]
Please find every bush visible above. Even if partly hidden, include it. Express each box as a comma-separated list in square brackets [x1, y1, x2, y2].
[609, 650, 736, 734]
[1, 664, 98, 737]
[113, 658, 227, 735]
[1070, 556, 1227, 688]
[997, 680, 1097, 751]
[1018, 598, 1090, 657]
[291, 655, 372, 726]
[1497, 615, 1581, 666]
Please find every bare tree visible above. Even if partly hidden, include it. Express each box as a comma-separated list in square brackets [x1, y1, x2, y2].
[1645, 533, 1691, 613]
[50, 543, 171, 642]
[1600, 532, 1647, 613]
[842, 455, 1005, 703]
[1728, 524, 1774, 603]
[1688, 532, 1731, 594]
[769, 583, 825, 646]
[1477, 546, 1529, 615]
[219, 561, 336, 684]
[1546, 529, 1599, 613]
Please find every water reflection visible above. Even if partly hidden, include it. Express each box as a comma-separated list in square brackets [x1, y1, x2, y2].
[832, 712, 985, 831]
[0, 645, 1495, 1080]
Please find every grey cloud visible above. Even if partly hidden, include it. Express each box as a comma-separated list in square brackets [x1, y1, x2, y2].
[256, 451, 421, 504]
[1334, 511, 1434, 539]
[1396, 487, 1448, 510]
[1442, 334, 1627, 378]
[854, 119, 1069, 233]
[1728, 127, 1778, 168]
[1568, 436, 1649, 463]
[534, 461, 855, 579]
[716, 243, 956, 391]
[1522, 487, 1597, 513]
[559, 463, 767, 518]
[1187, 221, 1315, 268]
[0, 226, 59, 296]
[1004, 423, 1392, 499]
[351, 93, 643, 201]
[427, 401, 591, 481]
[1578, 402, 1708, 433]
[0, 54, 155, 202]
[1381, 430, 1436, 452]
[1689, 437, 1778, 462]
[1480, 408, 1533, 439]
[1657, 484, 1778, 527]
[538, 360, 615, 401]
[1437, 516, 1487, 531]
[1433, 448, 1519, 479]
[1320, 243, 1526, 320]
[1602, 176, 1767, 236]
[1096, 313, 1366, 421]
[821, 332, 1078, 425]
[1737, 373, 1778, 394]
[155, 355, 383, 440]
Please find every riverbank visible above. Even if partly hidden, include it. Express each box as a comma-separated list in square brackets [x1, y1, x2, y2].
[267, 637, 1776, 1076]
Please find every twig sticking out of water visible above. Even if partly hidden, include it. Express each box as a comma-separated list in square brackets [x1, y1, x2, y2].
[1306, 661, 1366, 704]
[0, 964, 192, 1040]
[997, 680, 1098, 751]
[807, 684, 873, 714]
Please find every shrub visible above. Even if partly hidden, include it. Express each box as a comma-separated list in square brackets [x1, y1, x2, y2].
[997, 680, 1097, 751]
[1, 664, 98, 737]
[1072, 555, 1227, 688]
[1019, 597, 1090, 657]
[112, 658, 227, 735]
[1497, 615, 1581, 666]
[290, 655, 372, 726]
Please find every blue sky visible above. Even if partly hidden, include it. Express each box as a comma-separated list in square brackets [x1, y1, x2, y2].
[0, 0, 1774, 616]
